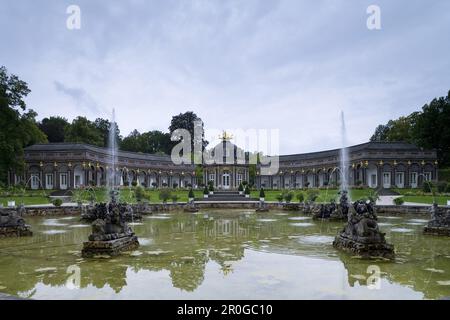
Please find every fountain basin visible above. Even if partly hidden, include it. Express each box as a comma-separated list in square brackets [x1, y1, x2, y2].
[82, 234, 139, 257]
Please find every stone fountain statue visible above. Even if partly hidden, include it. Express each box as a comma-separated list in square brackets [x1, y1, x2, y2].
[0, 206, 33, 237]
[423, 203, 450, 236]
[81, 197, 141, 222]
[333, 199, 394, 259]
[0, 205, 32, 237]
[312, 190, 348, 221]
[81, 190, 139, 257]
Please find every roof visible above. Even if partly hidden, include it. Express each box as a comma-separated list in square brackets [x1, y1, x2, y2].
[24, 143, 173, 162]
[278, 141, 432, 162]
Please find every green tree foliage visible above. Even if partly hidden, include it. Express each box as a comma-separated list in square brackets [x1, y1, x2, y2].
[94, 118, 121, 147]
[0, 66, 47, 183]
[38, 116, 69, 142]
[64, 116, 103, 146]
[120, 129, 174, 154]
[169, 111, 208, 152]
[370, 91, 450, 166]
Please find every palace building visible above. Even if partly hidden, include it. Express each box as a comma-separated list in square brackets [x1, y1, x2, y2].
[8, 140, 438, 191]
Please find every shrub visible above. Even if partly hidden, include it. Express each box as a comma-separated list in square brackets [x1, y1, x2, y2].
[437, 181, 447, 193]
[52, 198, 63, 207]
[355, 180, 362, 186]
[276, 194, 284, 203]
[259, 188, 265, 198]
[131, 181, 138, 187]
[242, 181, 248, 186]
[244, 186, 250, 195]
[187, 183, 192, 188]
[238, 184, 244, 192]
[203, 186, 209, 195]
[123, 181, 130, 187]
[284, 191, 294, 203]
[135, 186, 145, 202]
[323, 181, 329, 186]
[305, 182, 310, 188]
[306, 189, 320, 202]
[173, 182, 178, 189]
[393, 197, 404, 205]
[171, 194, 179, 203]
[162, 182, 168, 187]
[159, 189, 172, 203]
[209, 184, 214, 192]
[151, 182, 158, 188]
[296, 192, 304, 203]
[188, 189, 195, 199]
[423, 181, 433, 193]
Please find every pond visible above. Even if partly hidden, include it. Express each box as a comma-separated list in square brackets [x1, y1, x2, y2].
[0, 209, 449, 299]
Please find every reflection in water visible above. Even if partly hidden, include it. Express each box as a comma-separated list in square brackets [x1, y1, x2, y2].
[0, 210, 449, 299]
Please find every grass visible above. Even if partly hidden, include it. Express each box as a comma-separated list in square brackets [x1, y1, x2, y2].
[251, 188, 375, 203]
[0, 196, 51, 206]
[0, 187, 447, 206]
[401, 196, 448, 205]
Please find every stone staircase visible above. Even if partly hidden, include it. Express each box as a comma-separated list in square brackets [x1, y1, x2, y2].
[195, 190, 258, 202]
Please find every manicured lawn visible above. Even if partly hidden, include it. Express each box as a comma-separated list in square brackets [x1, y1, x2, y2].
[77, 188, 204, 204]
[251, 188, 375, 203]
[402, 196, 448, 205]
[0, 196, 51, 206]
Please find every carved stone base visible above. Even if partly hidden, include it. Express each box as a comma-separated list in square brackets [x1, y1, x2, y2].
[81, 235, 139, 258]
[423, 226, 450, 236]
[333, 234, 395, 259]
[0, 226, 33, 238]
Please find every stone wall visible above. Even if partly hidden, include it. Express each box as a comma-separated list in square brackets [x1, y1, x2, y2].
[13, 202, 449, 217]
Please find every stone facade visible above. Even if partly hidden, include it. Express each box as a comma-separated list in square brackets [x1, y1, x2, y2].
[8, 141, 438, 190]
[256, 142, 438, 189]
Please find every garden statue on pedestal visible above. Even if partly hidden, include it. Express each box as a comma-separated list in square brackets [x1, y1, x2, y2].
[333, 199, 394, 259]
[0, 205, 33, 237]
[82, 190, 139, 257]
[423, 202, 450, 236]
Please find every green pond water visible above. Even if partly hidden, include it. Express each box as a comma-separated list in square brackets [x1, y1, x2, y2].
[0, 209, 450, 300]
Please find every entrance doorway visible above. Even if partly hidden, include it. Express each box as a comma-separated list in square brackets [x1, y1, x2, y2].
[222, 171, 230, 189]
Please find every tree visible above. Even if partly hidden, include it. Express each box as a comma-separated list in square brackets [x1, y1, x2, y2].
[94, 117, 121, 147]
[412, 92, 450, 166]
[38, 116, 69, 142]
[370, 90, 450, 166]
[64, 116, 103, 146]
[121, 129, 174, 154]
[0, 66, 47, 183]
[169, 111, 208, 153]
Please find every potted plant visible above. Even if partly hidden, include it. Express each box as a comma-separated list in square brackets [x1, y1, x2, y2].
[173, 182, 178, 189]
[296, 192, 304, 203]
[151, 182, 158, 189]
[209, 183, 214, 195]
[203, 186, 209, 198]
[158, 189, 171, 204]
[284, 191, 293, 203]
[259, 188, 265, 202]
[244, 186, 250, 198]
[276, 193, 284, 203]
[135, 186, 144, 203]
[238, 183, 244, 195]
[188, 189, 195, 202]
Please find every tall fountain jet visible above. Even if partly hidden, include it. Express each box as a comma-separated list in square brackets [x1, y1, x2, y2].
[108, 108, 118, 193]
[81, 108, 140, 258]
[339, 111, 350, 199]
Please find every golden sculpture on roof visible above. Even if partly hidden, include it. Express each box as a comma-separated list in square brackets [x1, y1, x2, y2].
[219, 130, 233, 141]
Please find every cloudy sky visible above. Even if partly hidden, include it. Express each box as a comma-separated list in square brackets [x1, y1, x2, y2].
[1, 0, 449, 155]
